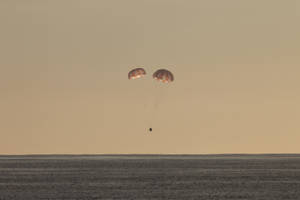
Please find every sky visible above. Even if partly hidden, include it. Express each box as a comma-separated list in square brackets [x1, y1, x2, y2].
[1, 0, 300, 154]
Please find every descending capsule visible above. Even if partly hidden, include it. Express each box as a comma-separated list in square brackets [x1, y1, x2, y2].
[128, 68, 146, 80]
[153, 69, 174, 83]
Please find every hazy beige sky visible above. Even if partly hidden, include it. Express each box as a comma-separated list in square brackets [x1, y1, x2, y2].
[1, 0, 300, 154]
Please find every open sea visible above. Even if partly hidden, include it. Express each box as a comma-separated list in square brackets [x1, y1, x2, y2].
[0, 154, 299, 200]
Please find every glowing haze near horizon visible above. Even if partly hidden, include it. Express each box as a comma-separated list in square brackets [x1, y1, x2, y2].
[1, 0, 300, 154]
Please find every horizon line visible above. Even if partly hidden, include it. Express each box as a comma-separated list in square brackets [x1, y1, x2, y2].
[1, 153, 300, 157]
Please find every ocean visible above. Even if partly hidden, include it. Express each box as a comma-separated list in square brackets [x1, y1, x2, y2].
[0, 154, 299, 199]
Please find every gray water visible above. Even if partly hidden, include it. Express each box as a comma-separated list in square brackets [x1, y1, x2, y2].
[0, 154, 300, 200]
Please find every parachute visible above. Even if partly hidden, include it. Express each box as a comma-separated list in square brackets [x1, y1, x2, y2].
[128, 68, 174, 132]
[153, 69, 174, 83]
[128, 68, 146, 80]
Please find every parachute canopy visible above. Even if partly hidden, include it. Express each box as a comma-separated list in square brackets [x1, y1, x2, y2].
[153, 69, 174, 83]
[128, 68, 146, 80]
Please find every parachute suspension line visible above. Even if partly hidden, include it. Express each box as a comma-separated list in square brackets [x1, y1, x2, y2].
[144, 79, 156, 128]
[147, 69, 174, 129]
[148, 81, 169, 128]
[143, 75, 156, 130]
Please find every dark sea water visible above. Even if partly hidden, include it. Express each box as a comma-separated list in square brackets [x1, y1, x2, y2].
[0, 154, 300, 200]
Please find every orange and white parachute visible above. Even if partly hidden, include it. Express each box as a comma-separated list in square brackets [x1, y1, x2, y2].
[128, 68, 146, 80]
[153, 69, 174, 83]
[128, 68, 174, 131]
